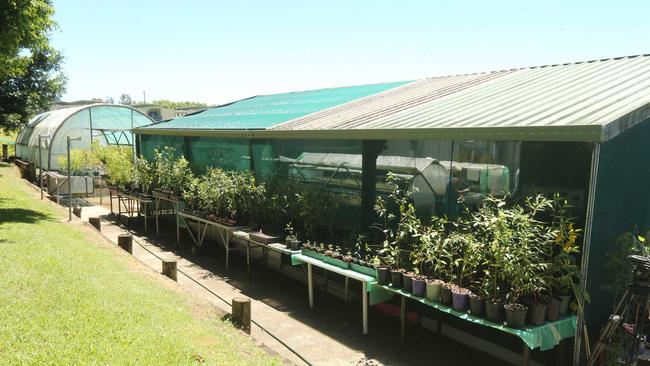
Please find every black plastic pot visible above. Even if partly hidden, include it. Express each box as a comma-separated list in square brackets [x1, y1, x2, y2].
[559, 295, 571, 316]
[412, 278, 426, 297]
[526, 303, 547, 326]
[505, 304, 528, 329]
[288, 239, 301, 251]
[439, 285, 453, 306]
[486, 300, 504, 323]
[546, 299, 561, 321]
[376, 267, 390, 285]
[390, 270, 403, 287]
[469, 295, 485, 316]
[452, 290, 469, 312]
[402, 272, 413, 293]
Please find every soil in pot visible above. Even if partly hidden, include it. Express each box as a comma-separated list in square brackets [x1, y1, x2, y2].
[505, 303, 528, 329]
[439, 283, 453, 306]
[402, 272, 414, 293]
[469, 293, 485, 316]
[526, 302, 547, 326]
[486, 300, 505, 323]
[376, 267, 390, 285]
[451, 286, 470, 312]
[390, 269, 404, 287]
[412, 276, 426, 297]
[559, 295, 571, 316]
[425, 279, 443, 302]
[546, 298, 561, 321]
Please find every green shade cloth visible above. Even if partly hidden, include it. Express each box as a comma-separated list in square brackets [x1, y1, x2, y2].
[0, 137, 15, 145]
[377, 284, 576, 351]
[291, 254, 394, 305]
[141, 81, 410, 131]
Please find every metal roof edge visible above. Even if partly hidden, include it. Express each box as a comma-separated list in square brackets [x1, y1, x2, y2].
[601, 104, 650, 141]
[134, 125, 603, 142]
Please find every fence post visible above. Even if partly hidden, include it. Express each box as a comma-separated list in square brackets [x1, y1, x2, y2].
[118, 234, 133, 254]
[89, 216, 101, 231]
[162, 259, 177, 281]
[232, 297, 251, 334]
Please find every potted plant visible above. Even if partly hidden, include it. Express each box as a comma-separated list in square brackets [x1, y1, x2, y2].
[285, 222, 301, 251]
[412, 271, 426, 297]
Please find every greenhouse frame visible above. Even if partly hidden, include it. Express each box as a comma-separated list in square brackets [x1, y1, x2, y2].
[15, 103, 153, 171]
[134, 54, 650, 363]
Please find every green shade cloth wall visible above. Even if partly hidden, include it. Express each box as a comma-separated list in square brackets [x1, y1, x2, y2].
[140, 81, 410, 131]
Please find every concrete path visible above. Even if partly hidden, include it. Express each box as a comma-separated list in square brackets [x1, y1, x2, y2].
[78, 202, 366, 365]
[73, 196, 511, 366]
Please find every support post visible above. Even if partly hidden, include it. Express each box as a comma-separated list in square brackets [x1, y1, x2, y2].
[232, 297, 251, 334]
[73, 206, 82, 218]
[118, 234, 133, 254]
[89, 216, 101, 231]
[361, 140, 386, 229]
[362, 281, 368, 335]
[401, 295, 406, 343]
[1, 144, 7, 160]
[308, 263, 314, 308]
[162, 259, 177, 281]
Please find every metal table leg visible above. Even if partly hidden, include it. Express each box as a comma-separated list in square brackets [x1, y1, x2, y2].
[144, 202, 148, 233]
[308, 263, 314, 308]
[155, 198, 159, 236]
[400, 295, 406, 343]
[362, 281, 368, 335]
[522, 343, 530, 366]
[246, 241, 251, 273]
[176, 210, 180, 245]
[225, 230, 230, 272]
[345, 277, 350, 302]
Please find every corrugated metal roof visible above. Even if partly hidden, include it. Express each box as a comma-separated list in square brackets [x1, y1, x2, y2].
[138, 81, 411, 131]
[269, 55, 650, 142]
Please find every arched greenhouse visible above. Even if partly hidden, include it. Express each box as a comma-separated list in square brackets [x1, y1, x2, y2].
[15, 104, 153, 171]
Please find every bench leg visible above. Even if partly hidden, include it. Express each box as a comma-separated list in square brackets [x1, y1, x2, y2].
[362, 281, 368, 335]
[308, 263, 314, 308]
[523, 343, 530, 366]
[345, 277, 350, 302]
[401, 295, 406, 344]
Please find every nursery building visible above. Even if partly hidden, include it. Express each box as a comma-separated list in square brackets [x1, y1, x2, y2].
[134, 54, 650, 363]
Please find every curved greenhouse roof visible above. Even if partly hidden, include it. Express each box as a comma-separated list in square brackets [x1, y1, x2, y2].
[16, 104, 153, 170]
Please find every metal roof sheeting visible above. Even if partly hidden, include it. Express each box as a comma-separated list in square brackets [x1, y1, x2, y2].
[269, 55, 650, 142]
[139, 81, 410, 131]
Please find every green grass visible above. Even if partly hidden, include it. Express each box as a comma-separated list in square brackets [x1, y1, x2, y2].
[0, 164, 281, 365]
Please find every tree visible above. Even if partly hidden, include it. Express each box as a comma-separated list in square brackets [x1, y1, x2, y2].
[105, 96, 114, 104]
[119, 94, 133, 105]
[0, 0, 66, 131]
[152, 99, 208, 110]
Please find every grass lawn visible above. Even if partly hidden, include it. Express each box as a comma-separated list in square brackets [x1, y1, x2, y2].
[0, 163, 281, 365]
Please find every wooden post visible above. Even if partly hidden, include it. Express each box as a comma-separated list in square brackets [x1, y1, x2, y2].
[2, 144, 7, 160]
[73, 206, 82, 218]
[162, 259, 177, 281]
[232, 297, 251, 334]
[118, 234, 133, 254]
[89, 216, 101, 231]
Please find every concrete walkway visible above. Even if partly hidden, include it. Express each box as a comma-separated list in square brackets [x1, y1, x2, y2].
[79, 202, 368, 365]
[73, 196, 510, 366]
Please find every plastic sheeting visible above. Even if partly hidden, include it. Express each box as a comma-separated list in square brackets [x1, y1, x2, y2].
[15, 104, 152, 171]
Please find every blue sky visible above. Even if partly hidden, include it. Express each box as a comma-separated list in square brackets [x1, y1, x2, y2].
[51, 0, 650, 105]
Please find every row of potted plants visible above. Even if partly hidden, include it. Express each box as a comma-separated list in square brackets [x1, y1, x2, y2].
[97, 149, 585, 329]
[367, 174, 582, 329]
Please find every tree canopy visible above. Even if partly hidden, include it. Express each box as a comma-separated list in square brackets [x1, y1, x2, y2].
[152, 99, 208, 110]
[0, 0, 66, 132]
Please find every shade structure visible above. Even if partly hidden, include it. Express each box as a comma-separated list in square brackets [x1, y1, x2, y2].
[15, 104, 153, 171]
